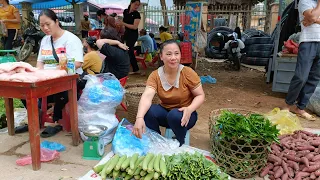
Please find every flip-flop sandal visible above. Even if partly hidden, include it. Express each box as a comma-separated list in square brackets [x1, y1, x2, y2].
[15, 124, 28, 134]
[297, 113, 317, 121]
[40, 125, 63, 138]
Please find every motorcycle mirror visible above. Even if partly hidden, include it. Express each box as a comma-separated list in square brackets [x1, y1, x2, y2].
[29, 12, 34, 17]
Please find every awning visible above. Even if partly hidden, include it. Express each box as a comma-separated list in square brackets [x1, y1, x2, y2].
[12, 0, 86, 9]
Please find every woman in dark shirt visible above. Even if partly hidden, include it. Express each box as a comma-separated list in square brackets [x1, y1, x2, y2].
[120, 0, 141, 75]
[98, 28, 130, 79]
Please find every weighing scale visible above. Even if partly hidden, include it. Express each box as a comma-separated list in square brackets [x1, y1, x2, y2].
[81, 125, 108, 160]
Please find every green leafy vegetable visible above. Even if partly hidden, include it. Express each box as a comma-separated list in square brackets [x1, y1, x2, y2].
[165, 152, 229, 180]
[214, 110, 279, 143]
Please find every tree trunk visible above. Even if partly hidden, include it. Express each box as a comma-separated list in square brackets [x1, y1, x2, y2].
[160, 0, 169, 26]
[264, 0, 273, 34]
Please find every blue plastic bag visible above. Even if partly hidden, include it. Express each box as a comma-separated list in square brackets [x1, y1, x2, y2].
[112, 119, 179, 156]
[41, 141, 66, 152]
[200, 75, 216, 84]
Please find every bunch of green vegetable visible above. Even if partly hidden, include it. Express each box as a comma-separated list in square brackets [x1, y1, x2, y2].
[165, 152, 229, 180]
[214, 110, 279, 143]
[93, 153, 167, 180]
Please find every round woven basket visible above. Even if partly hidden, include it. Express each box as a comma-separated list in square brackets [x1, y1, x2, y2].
[209, 108, 270, 179]
[125, 84, 160, 124]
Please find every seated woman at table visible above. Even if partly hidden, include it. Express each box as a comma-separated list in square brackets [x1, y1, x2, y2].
[82, 36, 102, 75]
[96, 28, 130, 80]
[36, 9, 83, 123]
[132, 39, 205, 146]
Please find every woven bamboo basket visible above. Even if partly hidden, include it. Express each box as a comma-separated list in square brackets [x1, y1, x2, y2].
[125, 84, 160, 124]
[209, 108, 270, 179]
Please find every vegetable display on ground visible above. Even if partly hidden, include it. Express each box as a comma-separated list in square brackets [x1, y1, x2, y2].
[210, 110, 279, 178]
[260, 130, 320, 180]
[93, 152, 228, 180]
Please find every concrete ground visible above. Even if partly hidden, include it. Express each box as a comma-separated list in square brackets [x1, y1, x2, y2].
[0, 131, 106, 180]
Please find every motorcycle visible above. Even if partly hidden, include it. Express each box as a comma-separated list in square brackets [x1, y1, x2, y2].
[18, 12, 45, 62]
[210, 31, 244, 71]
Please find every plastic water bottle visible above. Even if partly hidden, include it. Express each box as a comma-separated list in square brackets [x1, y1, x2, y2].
[59, 51, 67, 72]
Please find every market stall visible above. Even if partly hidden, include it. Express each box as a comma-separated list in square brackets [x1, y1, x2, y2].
[0, 62, 80, 170]
[267, 0, 300, 92]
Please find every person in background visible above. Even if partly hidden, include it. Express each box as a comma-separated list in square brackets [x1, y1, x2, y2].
[37, 9, 83, 123]
[136, 29, 154, 55]
[159, 26, 173, 43]
[96, 8, 107, 27]
[119, 0, 141, 75]
[0, 0, 20, 50]
[81, 14, 90, 39]
[132, 39, 205, 146]
[149, 32, 157, 52]
[282, 0, 320, 121]
[98, 28, 130, 80]
[105, 15, 124, 39]
[82, 36, 102, 75]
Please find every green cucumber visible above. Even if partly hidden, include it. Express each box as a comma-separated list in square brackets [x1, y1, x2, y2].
[154, 154, 161, 172]
[140, 170, 147, 177]
[159, 158, 167, 177]
[134, 175, 141, 179]
[153, 172, 160, 179]
[130, 153, 139, 169]
[105, 154, 120, 174]
[144, 172, 154, 180]
[115, 155, 127, 171]
[142, 153, 154, 171]
[121, 156, 131, 170]
[133, 167, 142, 175]
[147, 155, 156, 173]
[124, 174, 133, 180]
[112, 170, 120, 178]
[93, 163, 106, 174]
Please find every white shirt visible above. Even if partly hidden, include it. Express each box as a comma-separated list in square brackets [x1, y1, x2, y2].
[298, 0, 320, 43]
[37, 30, 84, 74]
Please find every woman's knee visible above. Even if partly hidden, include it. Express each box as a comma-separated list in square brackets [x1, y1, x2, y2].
[167, 109, 198, 129]
[166, 109, 183, 125]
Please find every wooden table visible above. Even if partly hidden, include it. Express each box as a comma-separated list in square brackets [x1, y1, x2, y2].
[0, 75, 80, 170]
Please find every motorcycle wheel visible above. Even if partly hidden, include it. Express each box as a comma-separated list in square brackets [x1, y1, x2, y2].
[232, 55, 241, 71]
[18, 43, 33, 62]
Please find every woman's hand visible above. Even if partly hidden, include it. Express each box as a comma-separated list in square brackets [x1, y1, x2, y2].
[118, 42, 129, 50]
[132, 117, 146, 139]
[179, 107, 192, 127]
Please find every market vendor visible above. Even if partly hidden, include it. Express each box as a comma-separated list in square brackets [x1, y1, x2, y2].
[283, 0, 320, 121]
[36, 9, 83, 123]
[132, 39, 205, 146]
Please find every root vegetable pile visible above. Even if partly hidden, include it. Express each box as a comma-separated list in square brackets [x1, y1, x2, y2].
[260, 130, 320, 180]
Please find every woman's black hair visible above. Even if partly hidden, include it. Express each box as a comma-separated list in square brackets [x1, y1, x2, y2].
[39, 9, 62, 28]
[84, 15, 89, 21]
[234, 27, 241, 40]
[4, 0, 9, 4]
[159, 26, 168, 32]
[97, 9, 106, 17]
[149, 33, 154, 38]
[128, 0, 140, 10]
[86, 36, 99, 51]
[159, 39, 181, 54]
[100, 28, 121, 41]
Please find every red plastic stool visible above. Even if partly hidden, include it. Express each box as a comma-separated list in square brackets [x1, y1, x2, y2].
[40, 97, 71, 132]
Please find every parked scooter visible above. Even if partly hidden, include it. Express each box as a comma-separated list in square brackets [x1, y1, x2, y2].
[210, 28, 245, 71]
[18, 12, 45, 62]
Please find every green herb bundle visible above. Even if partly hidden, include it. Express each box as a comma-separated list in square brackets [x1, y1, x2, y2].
[165, 152, 229, 180]
[214, 110, 279, 143]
